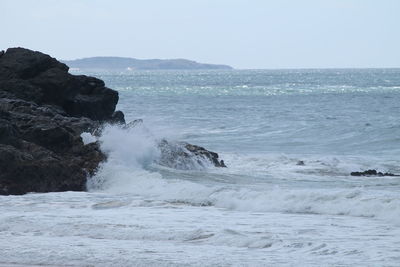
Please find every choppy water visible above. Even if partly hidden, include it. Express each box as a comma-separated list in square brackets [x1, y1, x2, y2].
[1, 69, 400, 266]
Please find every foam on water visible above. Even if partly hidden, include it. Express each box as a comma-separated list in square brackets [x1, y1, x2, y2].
[2, 69, 400, 266]
[85, 124, 400, 224]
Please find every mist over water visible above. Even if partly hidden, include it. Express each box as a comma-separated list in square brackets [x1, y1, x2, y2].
[2, 69, 400, 266]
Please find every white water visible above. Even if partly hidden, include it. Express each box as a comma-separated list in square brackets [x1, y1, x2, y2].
[2, 69, 400, 266]
[2, 123, 399, 266]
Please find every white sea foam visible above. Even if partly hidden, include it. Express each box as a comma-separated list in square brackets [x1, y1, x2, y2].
[87, 124, 160, 190]
[80, 132, 97, 145]
[87, 124, 400, 224]
[2, 69, 400, 266]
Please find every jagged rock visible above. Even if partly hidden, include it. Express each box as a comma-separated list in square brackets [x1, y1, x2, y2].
[0, 48, 121, 195]
[0, 142, 105, 195]
[184, 143, 226, 167]
[110, 110, 125, 124]
[0, 47, 225, 195]
[123, 120, 226, 169]
[158, 139, 226, 170]
[0, 47, 124, 122]
[350, 169, 398, 177]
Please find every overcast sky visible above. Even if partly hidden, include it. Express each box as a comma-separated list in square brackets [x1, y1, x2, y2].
[2, 0, 399, 69]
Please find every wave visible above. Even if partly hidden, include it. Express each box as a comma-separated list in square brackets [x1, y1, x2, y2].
[86, 124, 400, 223]
[86, 123, 213, 190]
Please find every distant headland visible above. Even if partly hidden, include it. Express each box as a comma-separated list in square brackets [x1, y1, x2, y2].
[62, 57, 233, 71]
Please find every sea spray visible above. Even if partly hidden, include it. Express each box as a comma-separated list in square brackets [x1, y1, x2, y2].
[86, 124, 400, 222]
[3, 69, 400, 265]
[86, 123, 216, 201]
[87, 123, 160, 191]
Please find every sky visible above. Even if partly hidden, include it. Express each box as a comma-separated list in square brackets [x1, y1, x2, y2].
[2, 0, 400, 69]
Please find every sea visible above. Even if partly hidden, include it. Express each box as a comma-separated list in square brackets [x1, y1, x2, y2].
[1, 69, 400, 266]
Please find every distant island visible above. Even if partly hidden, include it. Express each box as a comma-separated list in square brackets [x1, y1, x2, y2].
[62, 57, 233, 71]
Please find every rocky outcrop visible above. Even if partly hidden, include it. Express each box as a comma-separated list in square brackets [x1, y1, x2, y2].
[124, 120, 227, 170]
[350, 169, 398, 177]
[158, 140, 226, 170]
[0, 47, 123, 195]
[0, 48, 124, 122]
[185, 143, 226, 167]
[0, 47, 225, 195]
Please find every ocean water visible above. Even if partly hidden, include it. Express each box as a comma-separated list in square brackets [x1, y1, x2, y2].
[1, 69, 400, 266]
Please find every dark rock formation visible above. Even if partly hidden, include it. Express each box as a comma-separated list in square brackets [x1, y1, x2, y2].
[0, 47, 123, 195]
[0, 47, 124, 123]
[350, 169, 398, 177]
[296, 160, 305, 166]
[158, 140, 226, 170]
[184, 143, 226, 168]
[0, 47, 225, 195]
[123, 119, 226, 169]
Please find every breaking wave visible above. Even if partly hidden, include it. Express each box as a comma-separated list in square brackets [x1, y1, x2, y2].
[84, 124, 400, 224]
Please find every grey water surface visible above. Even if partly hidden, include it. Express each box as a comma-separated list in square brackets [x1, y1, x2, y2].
[1, 69, 400, 266]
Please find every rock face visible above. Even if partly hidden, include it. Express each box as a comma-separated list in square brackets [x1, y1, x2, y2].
[0, 48, 124, 122]
[0, 47, 225, 195]
[0, 47, 124, 195]
[184, 143, 226, 168]
[124, 120, 227, 170]
[158, 140, 226, 170]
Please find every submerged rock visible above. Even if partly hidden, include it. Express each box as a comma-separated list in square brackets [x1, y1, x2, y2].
[350, 169, 398, 177]
[123, 120, 226, 169]
[158, 139, 226, 170]
[123, 119, 143, 129]
[0, 48, 122, 195]
[296, 160, 305, 166]
[184, 143, 226, 167]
